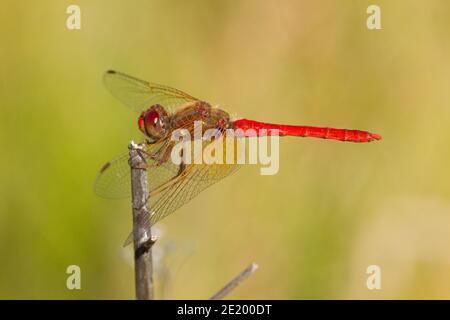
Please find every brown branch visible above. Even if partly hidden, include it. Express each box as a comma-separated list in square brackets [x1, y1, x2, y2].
[129, 141, 155, 300]
[210, 263, 258, 300]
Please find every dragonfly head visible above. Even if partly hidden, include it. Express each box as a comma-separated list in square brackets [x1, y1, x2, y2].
[138, 104, 170, 142]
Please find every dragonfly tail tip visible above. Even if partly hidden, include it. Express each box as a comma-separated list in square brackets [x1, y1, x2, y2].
[370, 133, 382, 141]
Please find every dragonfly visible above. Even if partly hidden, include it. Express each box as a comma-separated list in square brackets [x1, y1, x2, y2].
[95, 70, 381, 245]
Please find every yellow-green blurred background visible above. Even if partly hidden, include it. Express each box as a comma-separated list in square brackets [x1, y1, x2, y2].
[1, 0, 450, 299]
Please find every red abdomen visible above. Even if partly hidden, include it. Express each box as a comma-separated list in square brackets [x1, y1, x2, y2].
[232, 119, 382, 143]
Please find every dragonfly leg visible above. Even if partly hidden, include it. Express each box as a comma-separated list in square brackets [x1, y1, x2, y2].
[132, 140, 173, 167]
[139, 140, 188, 197]
[157, 142, 187, 176]
[128, 149, 148, 170]
[177, 149, 186, 176]
[148, 141, 176, 166]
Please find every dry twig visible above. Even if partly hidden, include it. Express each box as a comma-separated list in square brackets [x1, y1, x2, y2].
[129, 141, 155, 300]
[210, 263, 258, 300]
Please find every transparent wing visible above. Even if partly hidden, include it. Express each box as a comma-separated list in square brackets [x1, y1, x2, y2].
[103, 70, 199, 113]
[123, 137, 242, 246]
[94, 152, 131, 198]
[150, 162, 241, 224]
[94, 117, 230, 199]
[94, 141, 182, 199]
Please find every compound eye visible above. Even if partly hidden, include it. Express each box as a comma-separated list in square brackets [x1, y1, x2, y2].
[137, 112, 145, 131]
[139, 104, 169, 140]
[145, 109, 160, 126]
[143, 108, 167, 140]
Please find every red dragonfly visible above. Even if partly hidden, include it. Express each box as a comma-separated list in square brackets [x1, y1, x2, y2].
[95, 70, 381, 244]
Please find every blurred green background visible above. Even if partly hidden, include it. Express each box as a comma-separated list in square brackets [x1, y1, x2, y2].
[1, 0, 450, 299]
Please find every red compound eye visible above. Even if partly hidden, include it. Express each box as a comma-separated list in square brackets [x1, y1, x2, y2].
[145, 109, 159, 125]
[137, 112, 145, 131]
[139, 105, 167, 140]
